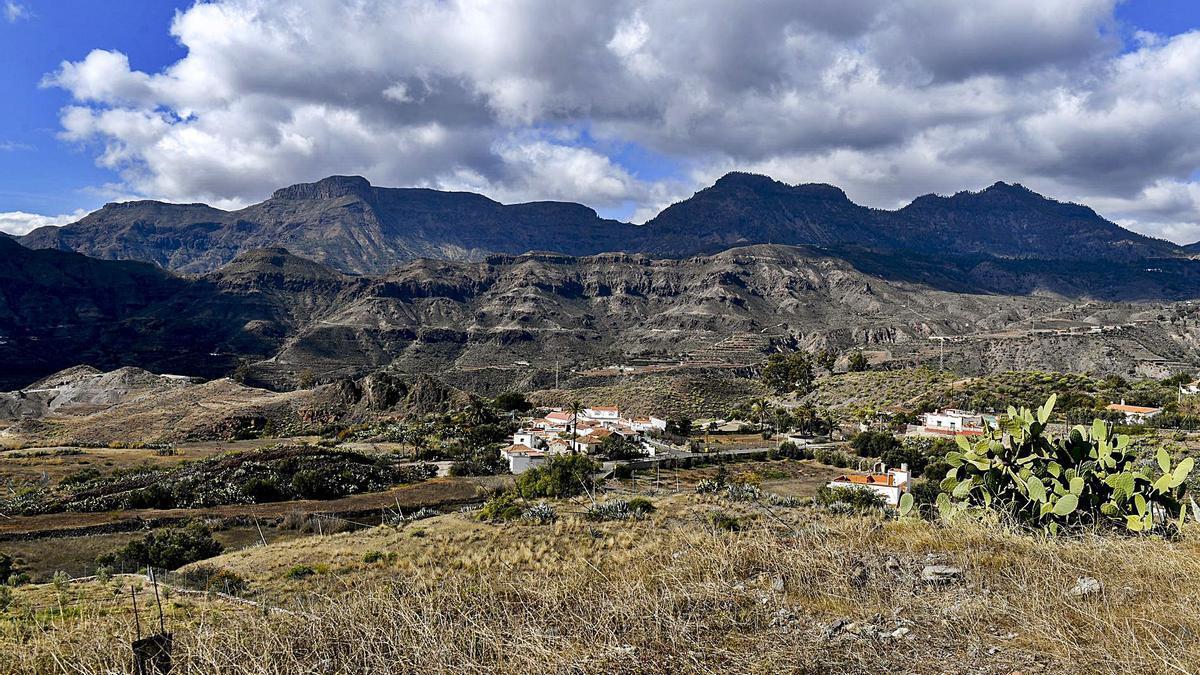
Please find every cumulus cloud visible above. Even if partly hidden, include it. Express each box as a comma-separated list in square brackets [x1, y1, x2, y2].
[0, 210, 87, 236]
[38, 0, 1200, 239]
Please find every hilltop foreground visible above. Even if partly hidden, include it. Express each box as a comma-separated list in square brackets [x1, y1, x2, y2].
[3, 493, 1197, 674]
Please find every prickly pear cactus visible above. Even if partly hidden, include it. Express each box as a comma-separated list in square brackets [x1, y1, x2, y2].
[939, 395, 1193, 534]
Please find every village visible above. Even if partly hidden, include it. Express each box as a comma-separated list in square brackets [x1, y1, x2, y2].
[496, 385, 1190, 510]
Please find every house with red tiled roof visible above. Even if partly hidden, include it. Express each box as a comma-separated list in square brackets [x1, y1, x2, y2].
[501, 443, 546, 474]
[826, 463, 911, 506]
[1105, 400, 1162, 424]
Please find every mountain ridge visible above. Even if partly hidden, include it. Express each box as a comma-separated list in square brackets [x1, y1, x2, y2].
[16, 172, 1184, 274]
[2, 238, 1197, 391]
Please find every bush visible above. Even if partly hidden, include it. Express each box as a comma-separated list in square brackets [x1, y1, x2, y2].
[285, 564, 316, 580]
[941, 396, 1194, 534]
[362, 550, 385, 564]
[626, 497, 655, 515]
[178, 565, 249, 595]
[96, 522, 224, 571]
[815, 486, 885, 513]
[514, 455, 599, 499]
[707, 511, 744, 532]
[0, 554, 13, 585]
[847, 351, 869, 372]
[908, 479, 942, 510]
[849, 431, 898, 457]
[448, 451, 508, 477]
[241, 477, 285, 503]
[478, 492, 525, 522]
[60, 468, 103, 487]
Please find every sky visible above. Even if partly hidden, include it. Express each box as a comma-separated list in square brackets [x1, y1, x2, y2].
[2, 0, 1200, 241]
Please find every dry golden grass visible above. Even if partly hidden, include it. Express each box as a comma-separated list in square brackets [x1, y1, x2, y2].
[2, 495, 1199, 674]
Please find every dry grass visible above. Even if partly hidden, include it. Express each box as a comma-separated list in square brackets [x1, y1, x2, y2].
[2, 496, 1199, 673]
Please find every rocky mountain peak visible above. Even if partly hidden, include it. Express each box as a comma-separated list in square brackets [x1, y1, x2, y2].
[271, 175, 374, 201]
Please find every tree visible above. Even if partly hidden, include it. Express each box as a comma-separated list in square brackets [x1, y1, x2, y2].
[750, 398, 769, 432]
[515, 454, 600, 498]
[816, 348, 837, 373]
[96, 521, 224, 571]
[598, 434, 645, 461]
[296, 369, 316, 389]
[762, 352, 815, 394]
[567, 400, 585, 455]
[847, 351, 869, 372]
[849, 431, 898, 457]
[665, 417, 692, 437]
[493, 391, 531, 412]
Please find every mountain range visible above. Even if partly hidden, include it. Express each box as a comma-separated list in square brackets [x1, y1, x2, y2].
[2, 233, 1195, 391]
[16, 172, 1190, 275]
[6, 172, 1200, 391]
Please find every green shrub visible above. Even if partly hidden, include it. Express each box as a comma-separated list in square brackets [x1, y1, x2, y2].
[362, 550, 385, 564]
[626, 497, 655, 515]
[241, 477, 285, 503]
[707, 511, 744, 532]
[478, 492, 525, 522]
[179, 565, 249, 595]
[941, 395, 1194, 534]
[285, 564, 316, 580]
[514, 455, 599, 499]
[96, 522, 224, 571]
[815, 485, 885, 512]
[60, 468, 103, 487]
[850, 431, 898, 457]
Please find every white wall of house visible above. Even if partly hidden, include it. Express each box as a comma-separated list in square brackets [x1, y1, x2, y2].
[508, 453, 545, 474]
[513, 430, 547, 449]
[922, 410, 983, 431]
[583, 407, 619, 421]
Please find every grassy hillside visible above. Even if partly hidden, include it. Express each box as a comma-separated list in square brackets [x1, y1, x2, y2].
[3, 493, 1198, 673]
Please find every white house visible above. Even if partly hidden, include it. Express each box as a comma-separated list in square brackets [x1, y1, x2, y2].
[512, 429, 548, 450]
[629, 416, 668, 432]
[908, 409, 991, 437]
[501, 443, 547, 474]
[826, 463, 911, 507]
[1106, 401, 1162, 424]
[582, 406, 620, 422]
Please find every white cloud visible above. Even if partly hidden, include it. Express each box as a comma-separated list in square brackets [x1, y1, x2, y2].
[4, 1, 28, 23]
[0, 210, 87, 236]
[39, 0, 1200, 238]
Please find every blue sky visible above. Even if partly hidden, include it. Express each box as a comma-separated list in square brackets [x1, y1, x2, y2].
[3, 0, 1200, 239]
[1, 1, 186, 216]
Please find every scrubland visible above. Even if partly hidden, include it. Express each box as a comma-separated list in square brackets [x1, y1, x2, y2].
[2, 492, 1198, 674]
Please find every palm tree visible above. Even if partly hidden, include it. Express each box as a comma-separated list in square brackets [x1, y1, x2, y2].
[567, 399, 585, 455]
[751, 398, 769, 433]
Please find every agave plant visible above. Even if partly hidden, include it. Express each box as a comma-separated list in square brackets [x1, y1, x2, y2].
[937, 395, 1193, 534]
